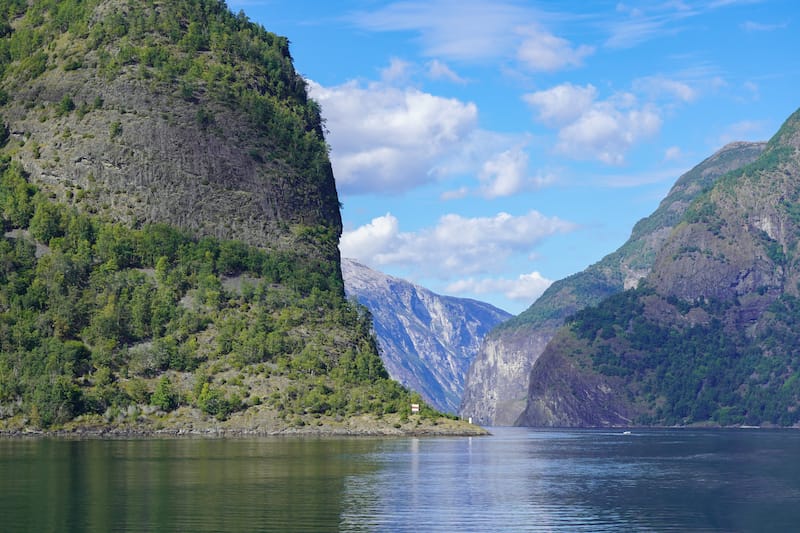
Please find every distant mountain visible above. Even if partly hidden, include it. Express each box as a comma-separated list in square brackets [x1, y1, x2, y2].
[460, 141, 767, 425]
[342, 258, 512, 413]
[518, 108, 800, 427]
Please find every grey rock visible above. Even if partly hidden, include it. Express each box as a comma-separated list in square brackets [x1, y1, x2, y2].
[342, 258, 511, 413]
[460, 141, 767, 425]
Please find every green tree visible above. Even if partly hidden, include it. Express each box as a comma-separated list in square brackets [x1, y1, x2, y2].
[151, 375, 178, 411]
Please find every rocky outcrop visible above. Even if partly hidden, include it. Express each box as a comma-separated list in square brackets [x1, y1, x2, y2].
[517, 109, 800, 427]
[342, 258, 511, 413]
[1, 0, 340, 262]
[0, 1, 471, 434]
[460, 141, 766, 425]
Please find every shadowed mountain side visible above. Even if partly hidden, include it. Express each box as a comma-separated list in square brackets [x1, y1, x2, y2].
[343, 258, 512, 413]
[460, 141, 767, 425]
[518, 108, 800, 427]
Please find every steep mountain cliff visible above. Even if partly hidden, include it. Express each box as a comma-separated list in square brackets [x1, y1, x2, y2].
[0, 0, 480, 435]
[1, 0, 340, 260]
[517, 108, 800, 428]
[460, 141, 766, 425]
[342, 258, 511, 413]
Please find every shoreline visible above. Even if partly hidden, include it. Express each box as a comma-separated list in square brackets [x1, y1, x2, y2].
[0, 409, 491, 439]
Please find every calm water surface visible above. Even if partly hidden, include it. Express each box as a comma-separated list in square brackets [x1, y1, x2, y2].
[1, 427, 799, 532]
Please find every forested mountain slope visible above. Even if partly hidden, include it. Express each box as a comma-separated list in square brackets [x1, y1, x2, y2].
[460, 141, 765, 425]
[518, 108, 800, 428]
[0, 0, 478, 435]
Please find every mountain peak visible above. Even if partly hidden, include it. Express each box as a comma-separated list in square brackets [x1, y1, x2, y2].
[461, 140, 767, 425]
[518, 107, 800, 428]
[343, 258, 511, 413]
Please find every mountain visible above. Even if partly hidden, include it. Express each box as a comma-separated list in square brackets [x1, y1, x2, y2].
[342, 258, 512, 413]
[0, 0, 481, 435]
[517, 108, 800, 428]
[460, 141, 766, 425]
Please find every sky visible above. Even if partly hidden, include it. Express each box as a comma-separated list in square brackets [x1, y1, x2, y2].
[227, 0, 800, 314]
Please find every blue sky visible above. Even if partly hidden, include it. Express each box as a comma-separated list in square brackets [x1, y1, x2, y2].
[227, 0, 799, 314]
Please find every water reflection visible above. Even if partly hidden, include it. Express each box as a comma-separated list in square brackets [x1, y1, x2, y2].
[2, 429, 800, 532]
[1, 437, 383, 532]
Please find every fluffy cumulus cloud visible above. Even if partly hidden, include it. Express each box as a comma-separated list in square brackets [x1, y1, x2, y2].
[476, 147, 554, 198]
[479, 148, 529, 198]
[516, 26, 594, 71]
[340, 211, 575, 277]
[308, 80, 478, 194]
[523, 83, 597, 126]
[557, 104, 661, 164]
[446, 271, 553, 303]
[524, 83, 662, 164]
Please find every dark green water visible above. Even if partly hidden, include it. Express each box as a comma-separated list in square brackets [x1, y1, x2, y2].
[2, 428, 799, 532]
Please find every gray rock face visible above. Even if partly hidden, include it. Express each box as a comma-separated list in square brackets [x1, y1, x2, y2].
[517, 109, 800, 427]
[342, 258, 511, 413]
[1, 0, 341, 264]
[459, 141, 767, 426]
[6, 71, 339, 252]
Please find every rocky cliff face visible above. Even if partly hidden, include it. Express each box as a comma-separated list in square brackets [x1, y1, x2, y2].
[1, 0, 340, 263]
[460, 141, 766, 425]
[0, 1, 482, 435]
[517, 109, 800, 427]
[342, 258, 511, 413]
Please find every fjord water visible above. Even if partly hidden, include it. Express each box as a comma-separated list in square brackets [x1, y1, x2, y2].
[2, 428, 799, 532]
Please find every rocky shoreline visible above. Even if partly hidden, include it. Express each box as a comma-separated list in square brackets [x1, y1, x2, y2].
[0, 408, 490, 439]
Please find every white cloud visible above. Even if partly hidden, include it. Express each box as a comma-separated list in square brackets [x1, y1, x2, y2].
[742, 81, 760, 100]
[351, 0, 592, 73]
[440, 186, 469, 200]
[603, 0, 770, 49]
[381, 57, 413, 83]
[525, 83, 662, 164]
[351, 0, 529, 61]
[604, 17, 674, 49]
[596, 166, 689, 188]
[308, 79, 478, 194]
[427, 59, 467, 83]
[557, 104, 661, 164]
[477, 147, 554, 198]
[710, 0, 763, 7]
[339, 213, 401, 261]
[516, 26, 594, 71]
[523, 83, 597, 126]
[446, 271, 553, 303]
[633, 76, 697, 103]
[741, 20, 787, 32]
[664, 146, 682, 161]
[479, 148, 528, 198]
[340, 211, 576, 278]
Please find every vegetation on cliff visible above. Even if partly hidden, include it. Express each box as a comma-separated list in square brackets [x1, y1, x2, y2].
[0, 0, 466, 433]
[0, 157, 450, 430]
[518, 109, 800, 428]
[460, 141, 765, 425]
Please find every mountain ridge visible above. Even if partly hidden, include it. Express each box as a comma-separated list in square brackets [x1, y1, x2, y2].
[342, 258, 511, 413]
[517, 108, 800, 428]
[460, 140, 767, 425]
